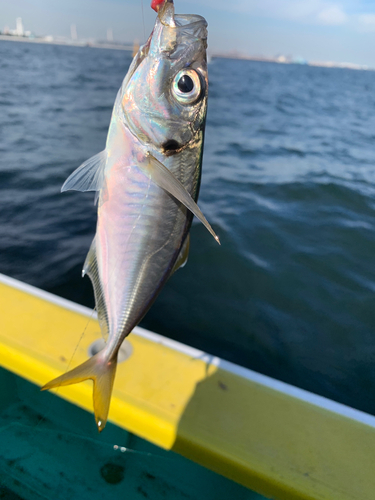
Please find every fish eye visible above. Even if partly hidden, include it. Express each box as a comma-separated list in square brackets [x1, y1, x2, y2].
[172, 69, 202, 105]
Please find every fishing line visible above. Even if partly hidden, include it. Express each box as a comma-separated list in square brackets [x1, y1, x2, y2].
[38, 0, 160, 435]
[64, 308, 97, 372]
[0, 422, 172, 461]
[139, 0, 151, 121]
[33, 307, 97, 430]
[140, 0, 146, 43]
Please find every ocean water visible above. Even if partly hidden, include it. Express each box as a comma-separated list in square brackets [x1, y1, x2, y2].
[1, 40, 375, 415]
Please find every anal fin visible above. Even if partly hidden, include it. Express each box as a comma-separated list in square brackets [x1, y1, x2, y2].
[83, 237, 109, 340]
[172, 235, 190, 274]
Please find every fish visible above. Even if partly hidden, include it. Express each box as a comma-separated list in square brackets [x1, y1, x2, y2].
[42, 0, 219, 432]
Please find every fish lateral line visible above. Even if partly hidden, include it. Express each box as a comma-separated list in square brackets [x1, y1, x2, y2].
[141, 152, 220, 245]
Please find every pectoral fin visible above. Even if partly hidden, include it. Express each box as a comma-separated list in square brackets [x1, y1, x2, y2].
[141, 153, 220, 244]
[62, 150, 107, 192]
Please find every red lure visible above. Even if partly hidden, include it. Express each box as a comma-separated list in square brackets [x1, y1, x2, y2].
[151, 0, 166, 12]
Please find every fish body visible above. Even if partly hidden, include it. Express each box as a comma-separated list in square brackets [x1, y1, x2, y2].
[96, 125, 201, 359]
[42, 0, 218, 431]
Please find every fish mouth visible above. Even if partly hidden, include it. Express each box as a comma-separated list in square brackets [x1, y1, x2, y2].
[161, 139, 184, 156]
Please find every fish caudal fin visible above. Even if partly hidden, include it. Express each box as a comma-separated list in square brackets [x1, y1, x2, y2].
[41, 352, 118, 432]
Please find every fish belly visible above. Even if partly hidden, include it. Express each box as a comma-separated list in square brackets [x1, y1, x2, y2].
[96, 158, 193, 356]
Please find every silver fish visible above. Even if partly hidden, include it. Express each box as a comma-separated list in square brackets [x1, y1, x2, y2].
[42, 0, 219, 431]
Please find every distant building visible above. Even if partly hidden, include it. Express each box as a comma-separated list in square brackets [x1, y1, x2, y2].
[16, 17, 24, 36]
[293, 56, 308, 65]
[277, 55, 286, 63]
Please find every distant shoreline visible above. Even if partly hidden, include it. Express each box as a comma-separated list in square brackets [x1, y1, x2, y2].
[211, 53, 372, 71]
[1, 35, 371, 70]
[0, 34, 133, 51]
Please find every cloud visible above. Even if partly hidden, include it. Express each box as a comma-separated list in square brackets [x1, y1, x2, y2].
[194, 0, 349, 26]
[358, 13, 375, 28]
[317, 5, 348, 25]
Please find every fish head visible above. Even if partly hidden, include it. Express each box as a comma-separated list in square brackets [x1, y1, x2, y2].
[119, 0, 208, 156]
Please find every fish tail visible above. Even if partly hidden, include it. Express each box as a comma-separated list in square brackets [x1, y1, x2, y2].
[41, 351, 118, 432]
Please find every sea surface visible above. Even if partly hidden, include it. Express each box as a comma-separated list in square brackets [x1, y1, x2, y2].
[2, 39, 375, 415]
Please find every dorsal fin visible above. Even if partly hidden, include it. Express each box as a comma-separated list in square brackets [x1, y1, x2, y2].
[83, 238, 109, 340]
[62, 150, 107, 192]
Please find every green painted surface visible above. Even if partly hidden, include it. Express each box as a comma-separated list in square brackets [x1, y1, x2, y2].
[0, 367, 265, 500]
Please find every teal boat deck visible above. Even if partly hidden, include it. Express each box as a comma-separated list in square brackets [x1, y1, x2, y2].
[2, 273, 375, 500]
[0, 367, 261, 500]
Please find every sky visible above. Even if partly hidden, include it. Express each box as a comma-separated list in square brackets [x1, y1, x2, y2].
[2, 0, 375, 66]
